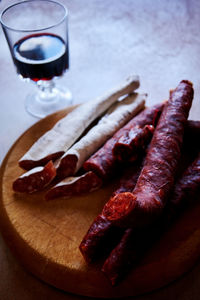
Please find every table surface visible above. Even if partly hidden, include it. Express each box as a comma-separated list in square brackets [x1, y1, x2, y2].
[0, 0, 200, 299]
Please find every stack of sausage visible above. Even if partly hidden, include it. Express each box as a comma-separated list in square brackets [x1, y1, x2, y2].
[13, 78, 200, 285]
[79, 80, 200, 285]
[13, 75, 147, 195]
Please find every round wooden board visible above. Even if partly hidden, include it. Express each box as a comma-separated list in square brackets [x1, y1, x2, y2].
[1, 106, 200, 298]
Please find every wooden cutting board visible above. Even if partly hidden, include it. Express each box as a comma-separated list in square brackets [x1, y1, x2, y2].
[0, 106, 200, 298]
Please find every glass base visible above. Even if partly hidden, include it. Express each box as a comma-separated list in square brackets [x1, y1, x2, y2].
[25, 84, 72, 118]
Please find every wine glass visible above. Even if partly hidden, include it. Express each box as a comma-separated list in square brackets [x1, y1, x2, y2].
[0, 0, 72, 118]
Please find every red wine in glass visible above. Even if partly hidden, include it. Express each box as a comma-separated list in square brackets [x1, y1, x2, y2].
[13, 33, 69, 82]
[1, 0, 72, 118]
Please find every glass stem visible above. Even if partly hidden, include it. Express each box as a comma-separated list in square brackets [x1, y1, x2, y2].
[36, 80, 56, 102]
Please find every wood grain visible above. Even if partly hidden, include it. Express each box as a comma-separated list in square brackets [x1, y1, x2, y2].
[0, 107, 200, 298]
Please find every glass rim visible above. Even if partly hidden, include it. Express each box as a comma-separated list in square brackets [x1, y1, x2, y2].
[0, 0, 68, 33]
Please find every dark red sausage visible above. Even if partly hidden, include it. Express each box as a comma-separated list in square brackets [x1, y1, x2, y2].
[83, 102, 165, 179]
[79, 161, 143, 262]
[79, 215, 122, 263]
[102, 80, 194, 227]
[100, 130, 200, 283]
[13, 161, 56, 193]
[56, 154, 78, 180]
[102, 151, 200, 285]
[101, 227, 155, 286]
[170, 151, 200, 211]
[101, 228, 135, 285]
[112, 124, 154, 162]
[101, 220, 165, 285]
[45, 171, 102, 200]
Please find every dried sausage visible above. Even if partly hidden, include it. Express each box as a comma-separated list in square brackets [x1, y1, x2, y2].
[13, 161, 56, 193]
[102, 151, 200, 285]
[45, 171, 102, 200]
[79, 215, 120, 263]
[79, 161, 143, 262]
[112, 124, 154, 162]
[102, 80, 194, 227]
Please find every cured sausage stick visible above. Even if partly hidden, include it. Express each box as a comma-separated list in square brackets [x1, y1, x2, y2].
[83, 102, 165, 179]
[102, 80, 194, 227]
[101, 227, 138, 285]
[102, 151, 200, 286]
[45, 171, 102, 200]
[79, 161, 143, 262]
[13, 161, 56, 193]
[112, 124, 154, 162]
[19, 75, 140, 170]
[101, 226, 158, 285]
[55, 93, 146, 179]
[79, 215, 120, 263]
